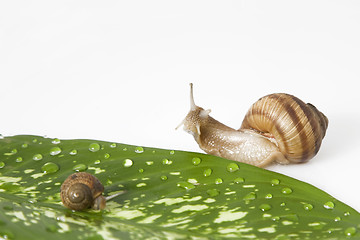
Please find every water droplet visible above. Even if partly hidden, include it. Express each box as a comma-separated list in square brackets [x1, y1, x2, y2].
[69, 149, 78, 155]
[215, 178, 223, 184]
[73, 164, 87, 172]
[4, 149, 17, 156]
[281, 187, 293, 194]
[94, 160, 101, 165]
[234, 177, 245, 183]
[303, 203, 313, 211]
[203, 168, 212, 177]
[89, 143, 101, 152]
[22, 143, 28, 148]
[50, 147, 62, 156]
[52, 138, 61, 144]
[265, 194, 273, 199]
[123, 159, 133, 167]
[169, 150, 175, 155]
[192, 157, 201, 165]
[259, 203, 272, 211]
[334, 216, 341, 222]
[226, 163, 239, 172]
[324, 201, 335, 210]
[162, 158, 172, 165]
[16, 157, 23, 163]
[146, 161, 154, 166]
[344, 212, 350, 216]
[41, 162, 59, 173]
[271, 179, 280, 186]
[345, 227, 357, 237]
[138, 168, 144, 173]
[110, 143, 117, 148]
[33, 154, 43, 161]
[135, 146, 144, 153]
[177, 181, 195, 190]
[160, 175, 168, 181]
[104, 153, 110, 159]
[243, 192, 256, 201]
[206, 189, 220, 197]
[0, 162, 5, 169]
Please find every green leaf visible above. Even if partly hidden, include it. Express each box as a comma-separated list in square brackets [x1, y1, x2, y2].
[0, 135, 359, 239]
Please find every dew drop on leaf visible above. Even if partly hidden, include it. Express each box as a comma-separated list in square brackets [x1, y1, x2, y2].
[33, 154, 43, 161]
[50, 147, 62, 156]
[104, 153, 110, 159]
[259, 203, 272, 211]
[226, 163, 239, 172]
[41, 162, 60, 174]
[123, 159, 133, 167]
[324, 201, 335, 210]
[160, 175, 168, 181]
[162, 158, 172, 165]
[281, 187, 293, 194]
[52, 138, 61, 144]
[303, 203, 313, 211]
[21, 143, 28, 148]
[215, 178, 223, 184]
[69, 149, 78, 155]
[203, 168, 212, 177]
[243, 192, 256, 201]
[94, 160, 101, 165]
[72, 164, 87, 172]
[89, 143, 101, 152]
[206, 189, 220, 197]
[191, 157, 201, 166]
[177, 181, 195, 190]
[16, 157, 23, 163]
[345, 227, 357, 237]
[271, 179, 280, 186]
[0, 161, 5, 169]
[265, 194, 273, 199]
[135, 146, 144, 153]
[234, 177, 245, 184]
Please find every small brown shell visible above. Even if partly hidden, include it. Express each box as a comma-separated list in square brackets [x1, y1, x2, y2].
[240, 93, 328, 163]
[60, 172, 105, 211]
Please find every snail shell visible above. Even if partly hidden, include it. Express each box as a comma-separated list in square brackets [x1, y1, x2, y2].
[240, 93, 328, 163]
[177, 84, 328, 167]
[60, 172, 106, 211]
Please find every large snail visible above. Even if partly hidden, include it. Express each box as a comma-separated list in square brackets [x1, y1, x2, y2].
[60, 172, 123, 211]
[177, 83, 328, 167]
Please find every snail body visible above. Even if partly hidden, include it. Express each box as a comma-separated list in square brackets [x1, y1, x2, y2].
[177, 84, 328, 167]
[60, 172, 106, 211]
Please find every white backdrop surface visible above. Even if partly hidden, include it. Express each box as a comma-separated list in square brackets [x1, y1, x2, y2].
[1, 1, 360, 212]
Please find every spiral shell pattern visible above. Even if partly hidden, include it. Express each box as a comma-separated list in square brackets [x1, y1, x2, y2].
[60, 172, 104, 210]
[240, 93, 328, 163]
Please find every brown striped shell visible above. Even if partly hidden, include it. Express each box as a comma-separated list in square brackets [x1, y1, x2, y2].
[240, 93, 328, 163]
[60, 172, 106, 211]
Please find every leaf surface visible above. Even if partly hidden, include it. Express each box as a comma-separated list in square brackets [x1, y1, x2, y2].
[0, 135, 359, 239]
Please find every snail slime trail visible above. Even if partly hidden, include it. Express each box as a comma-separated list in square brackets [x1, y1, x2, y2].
[177, 83, 328, 168]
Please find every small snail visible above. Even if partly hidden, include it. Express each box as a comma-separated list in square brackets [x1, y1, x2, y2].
[177, 83, 328, 167]
[60, 172, 123, 211]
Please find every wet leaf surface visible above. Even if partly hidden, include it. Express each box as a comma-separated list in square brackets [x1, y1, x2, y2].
[0, 135, 359, 239]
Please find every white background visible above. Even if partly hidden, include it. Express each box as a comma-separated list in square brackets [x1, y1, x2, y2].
[1, 1, 359, 212]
